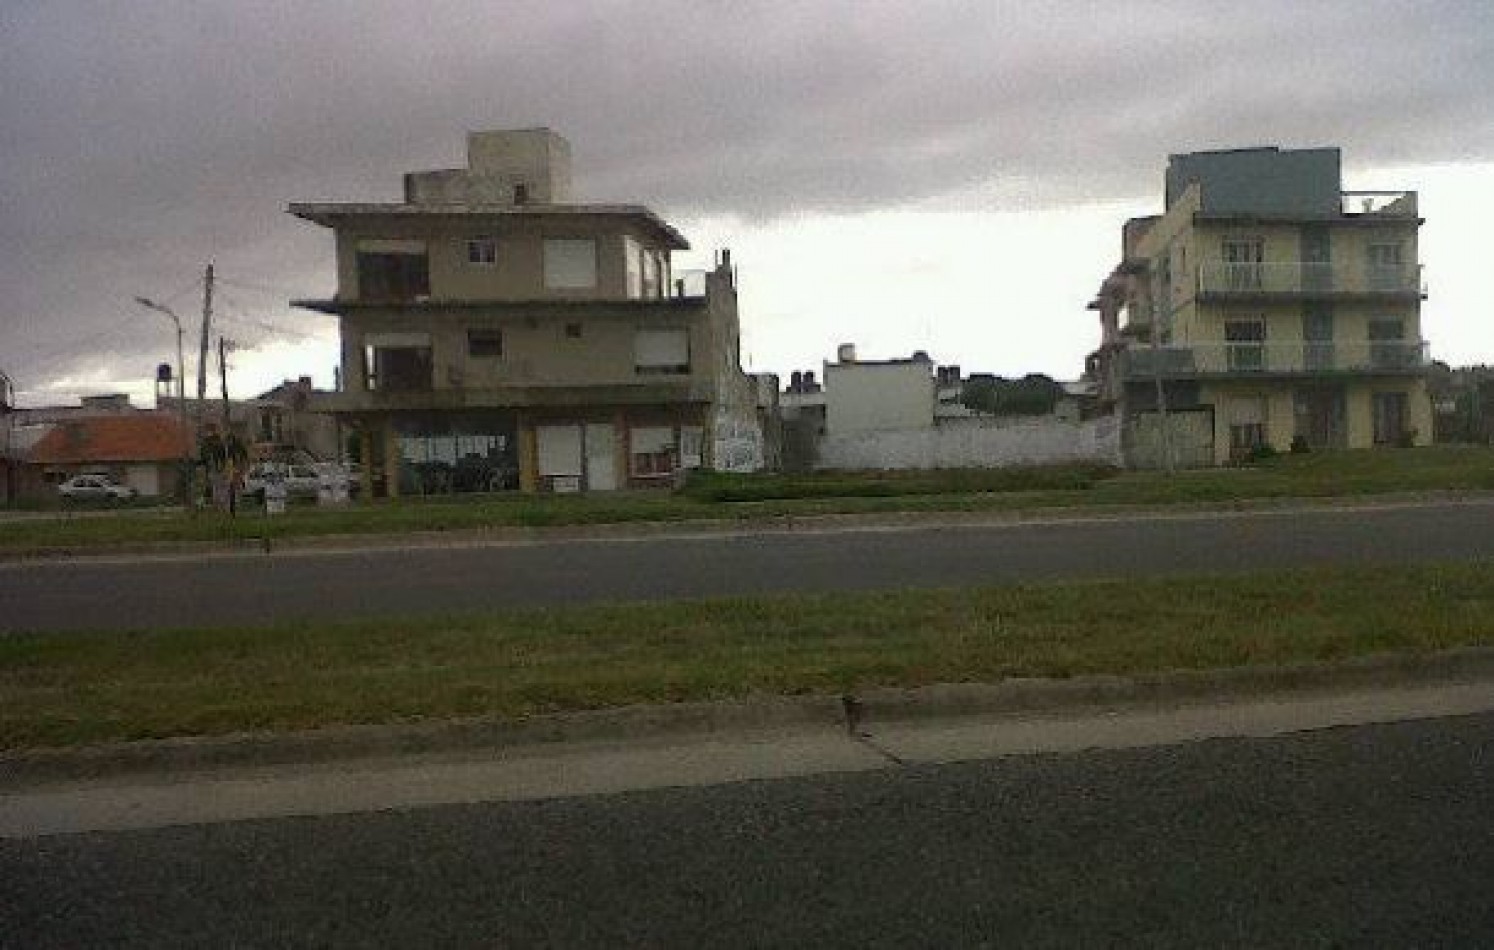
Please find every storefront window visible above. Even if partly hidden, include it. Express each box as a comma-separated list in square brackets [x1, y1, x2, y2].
[630, 426, 677, 479]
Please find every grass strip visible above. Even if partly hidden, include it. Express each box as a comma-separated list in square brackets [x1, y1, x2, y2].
[2, 447, 1492, 553]
[2, 561, 1490, 750]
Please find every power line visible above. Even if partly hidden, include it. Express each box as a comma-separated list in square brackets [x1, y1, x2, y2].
[215, 275, 317, 300]
[214, 296, 329, 345]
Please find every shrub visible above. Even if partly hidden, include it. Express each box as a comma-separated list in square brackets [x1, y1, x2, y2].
[678, 464, 1120, 503]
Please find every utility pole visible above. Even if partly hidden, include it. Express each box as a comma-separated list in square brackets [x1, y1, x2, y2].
[0, 369, 13, 505]
[219, 334, 238, 517]
[219, 336, 231, 430]
[196, 262, 215, 451]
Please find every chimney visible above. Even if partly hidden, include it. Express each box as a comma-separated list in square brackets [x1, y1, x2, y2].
[837, 343, 857, 364]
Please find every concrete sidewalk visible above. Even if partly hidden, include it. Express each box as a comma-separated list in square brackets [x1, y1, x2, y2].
[4, 676, 1491, 840]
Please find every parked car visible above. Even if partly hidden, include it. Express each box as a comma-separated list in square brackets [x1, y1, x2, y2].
[311, 462, 359, 496]
[242, 462, 321, 502]
[58, 474, 137, 501]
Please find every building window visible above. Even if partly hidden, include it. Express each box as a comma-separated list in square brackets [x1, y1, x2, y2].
[467, 328, 504, 358]
[356, 240, 430, 302]
[643, 250, 661, 299]
[362, 331, 433, 392]
[543, 238, 597, 289]
[1367, 242, 1406, 290]
[564, 322, 583, 339]
[1222, 238, 1264, 290]
[1225, 319, 1266, 372]
[465, 237, 497, 266]
[624, 236, 643, 299]
[1368, 318, 1410, 369]
[513, 183, 529, 205]
[630, 426, 677, 478]
[634, 327, 690, 375]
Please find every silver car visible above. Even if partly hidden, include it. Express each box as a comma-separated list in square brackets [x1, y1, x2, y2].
[58, 474, 137, 501]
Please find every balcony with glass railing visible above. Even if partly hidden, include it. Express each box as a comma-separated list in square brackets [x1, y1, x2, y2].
[1196, 261, 1425, 298]
[1119, 340, 1428, 380]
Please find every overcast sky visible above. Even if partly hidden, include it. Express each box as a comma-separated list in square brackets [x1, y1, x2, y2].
[3, 1, 1492, 406]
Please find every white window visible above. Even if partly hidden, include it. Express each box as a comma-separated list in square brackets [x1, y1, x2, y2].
[634, 328, 690, 375]
[1222, 237, 1264, 290]
[465, 237, 496, 266]
[1225, 319, 1266, 372]
[624, 236, 642, 299]
[543, 239, 597, 289]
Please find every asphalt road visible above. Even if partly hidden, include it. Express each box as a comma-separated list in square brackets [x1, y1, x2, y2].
[3, 499, 1494, 632]
[4, 712, 1489, 947]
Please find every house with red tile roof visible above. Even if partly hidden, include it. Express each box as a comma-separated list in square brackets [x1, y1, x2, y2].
[20, 413, 190, 501]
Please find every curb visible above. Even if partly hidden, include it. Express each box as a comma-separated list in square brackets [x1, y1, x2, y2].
[4, 647, 1491, 788]
[4, 490, 1494, 565]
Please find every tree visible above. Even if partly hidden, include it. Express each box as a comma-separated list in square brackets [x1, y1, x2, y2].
[960, 373, 1063, 416]
[199, 428, 249, 512]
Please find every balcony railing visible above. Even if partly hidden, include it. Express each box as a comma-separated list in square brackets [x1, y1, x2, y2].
[1197, 261, 1424, 296]
[1120, 340, 1428, 379]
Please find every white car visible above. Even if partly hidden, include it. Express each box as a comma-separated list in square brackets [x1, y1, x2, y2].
[243, 462, 321, 501]
[58, 474, 137, 501]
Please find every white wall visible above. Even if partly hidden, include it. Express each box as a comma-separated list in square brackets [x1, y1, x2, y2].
[824, 361, 934, 434]
[816, 415, 1122, 470]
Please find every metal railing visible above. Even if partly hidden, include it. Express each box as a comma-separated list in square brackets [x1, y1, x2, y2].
[1197, 261, 1424, 296]
[1120, 340, 1428, 378]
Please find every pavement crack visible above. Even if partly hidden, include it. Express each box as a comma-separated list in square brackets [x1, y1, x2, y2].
[843, 694, 905, 765]
[852, 734, 906, 766]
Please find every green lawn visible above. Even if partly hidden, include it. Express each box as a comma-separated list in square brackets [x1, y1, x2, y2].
[2, 446, 1492, 554]
[2, 561, 1490, 750]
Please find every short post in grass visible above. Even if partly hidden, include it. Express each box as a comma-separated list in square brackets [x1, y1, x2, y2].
[265, 472, 287, 516]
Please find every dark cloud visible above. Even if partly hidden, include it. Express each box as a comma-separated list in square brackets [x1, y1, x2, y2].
[2, 0, 1491, 397]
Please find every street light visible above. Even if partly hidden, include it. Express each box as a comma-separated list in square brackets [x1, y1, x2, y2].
[134, 296, 194, 511]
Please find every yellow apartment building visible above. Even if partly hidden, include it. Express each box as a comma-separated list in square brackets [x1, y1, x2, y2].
[1089, 147, 1430, 465]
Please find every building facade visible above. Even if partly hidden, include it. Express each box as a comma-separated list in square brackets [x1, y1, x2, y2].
[290, 128, 761, 497]
[1089, 147, 1431, 465]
